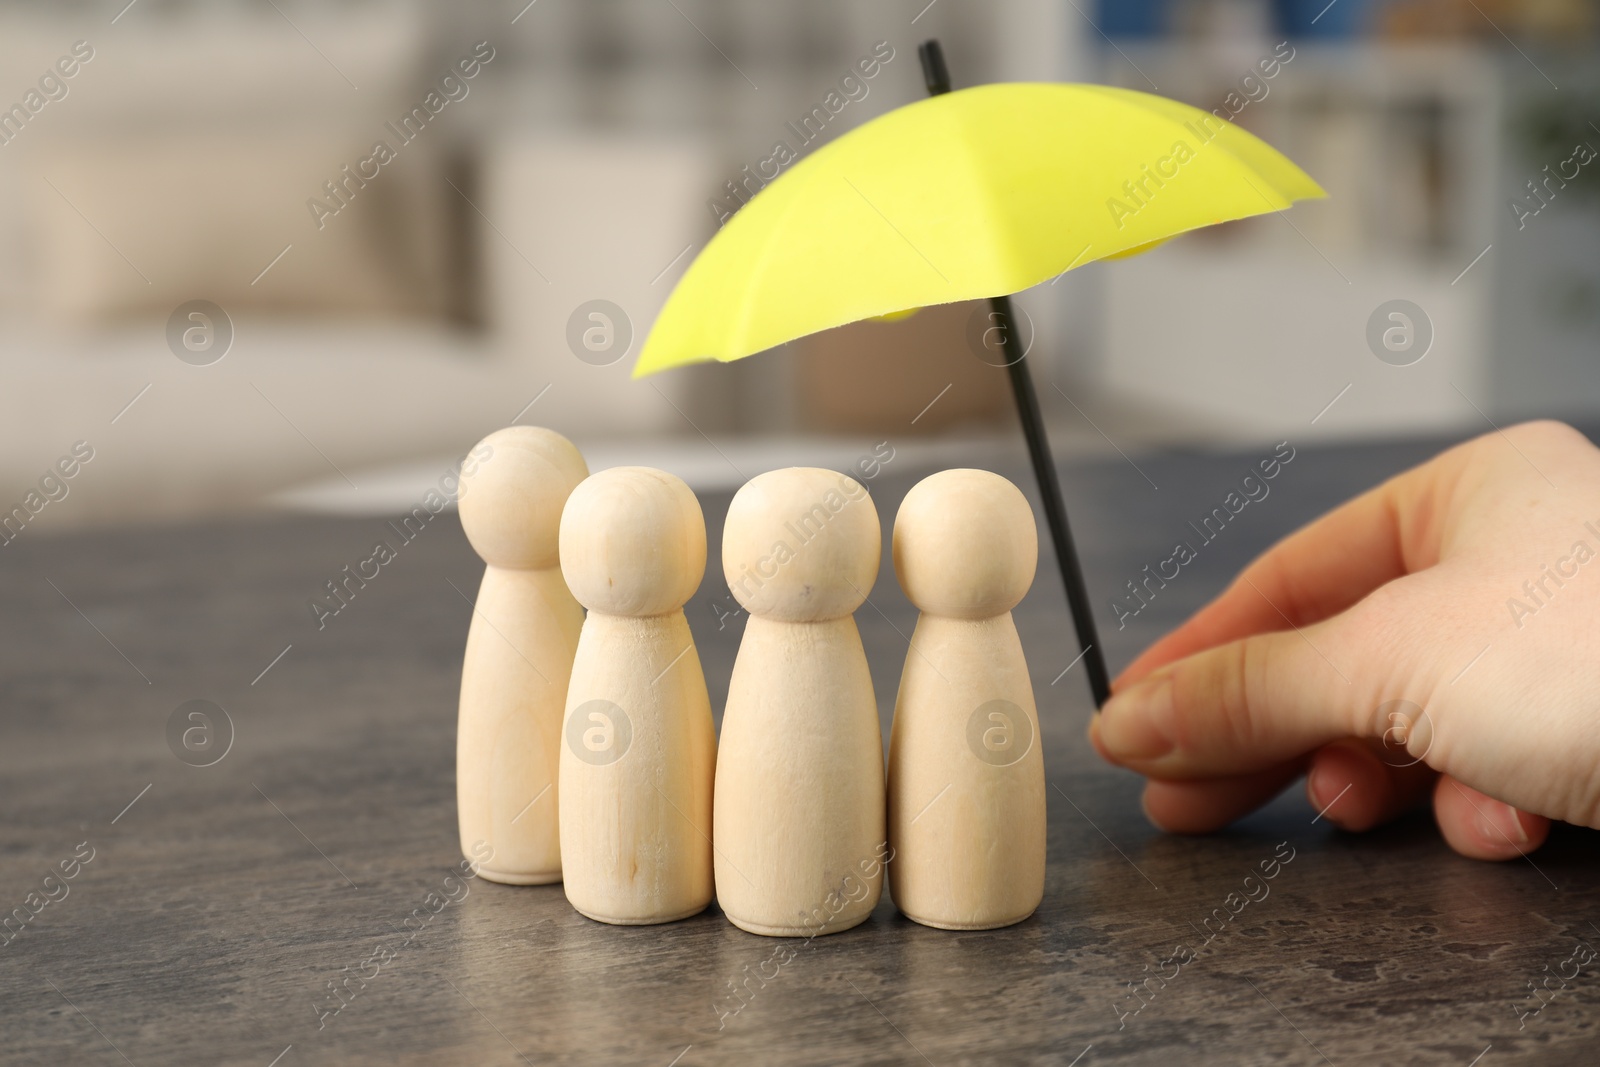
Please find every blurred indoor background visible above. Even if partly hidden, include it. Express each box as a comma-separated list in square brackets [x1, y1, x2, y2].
[0, 0, 1595, 528]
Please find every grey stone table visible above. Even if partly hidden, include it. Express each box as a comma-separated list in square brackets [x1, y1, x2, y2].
[3, 430, 1597, 1066]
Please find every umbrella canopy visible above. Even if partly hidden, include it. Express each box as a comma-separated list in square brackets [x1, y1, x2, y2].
[634, 81, 1324, 377]
[633, 59, 1324, 710]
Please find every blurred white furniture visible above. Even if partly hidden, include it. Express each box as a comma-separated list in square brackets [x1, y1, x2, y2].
[0, 0, 1086, 530]
[0, 11, 718, 529]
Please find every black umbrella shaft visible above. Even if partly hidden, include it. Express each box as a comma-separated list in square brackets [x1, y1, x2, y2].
[921, 37, 1110, 708]
[991, 294, 1112, 708]
[918, 39, 951, 95]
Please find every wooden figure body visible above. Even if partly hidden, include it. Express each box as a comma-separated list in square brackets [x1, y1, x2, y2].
[558, 467, 715, 924]
[456, 427, 589, 885]
[716, 467, 886, 937]
[888, 469, 1046, 930]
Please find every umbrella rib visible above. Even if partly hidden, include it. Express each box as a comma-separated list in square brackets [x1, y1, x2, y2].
[841, 177, 949, 283]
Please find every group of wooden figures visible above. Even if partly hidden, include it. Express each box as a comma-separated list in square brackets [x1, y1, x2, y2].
[456, 426, 1046, 936]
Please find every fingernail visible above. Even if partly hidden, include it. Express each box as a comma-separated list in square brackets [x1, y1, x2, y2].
[1476, 799, 1530, 846]
[1097, 676, 1174, 762]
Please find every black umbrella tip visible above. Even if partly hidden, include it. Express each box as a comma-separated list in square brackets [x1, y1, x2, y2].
[918, 40, 951, 96]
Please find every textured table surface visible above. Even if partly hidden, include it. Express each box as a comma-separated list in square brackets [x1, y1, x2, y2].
[2, 430, 1598, 1066]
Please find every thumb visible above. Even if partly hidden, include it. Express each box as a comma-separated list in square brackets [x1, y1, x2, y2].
[1092, 616, 1380, 779]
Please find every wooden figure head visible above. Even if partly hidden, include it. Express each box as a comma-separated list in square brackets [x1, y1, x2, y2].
[894, 468, 1037, 619]
[560, 466, 706, 617]
[457, 426, 588, 570]
[723, 467, 881, 622]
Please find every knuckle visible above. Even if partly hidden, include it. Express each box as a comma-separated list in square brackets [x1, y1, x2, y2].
[1504, 418, 1582, 447]
[1338, 583, 1420, 676]
[1461, 419, 1586, 483]
[1495, 420, 1589, 472]
[1232, 637, 1277, 747]
[1167, 640, 1258, 754]
[1345, 576, 1412, 627]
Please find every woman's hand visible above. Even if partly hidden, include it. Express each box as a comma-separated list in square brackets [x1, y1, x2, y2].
[1090, 421, 1600, 860]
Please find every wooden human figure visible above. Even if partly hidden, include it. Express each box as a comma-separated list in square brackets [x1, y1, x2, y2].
[456, 426, 589, 885]
[888, 469, 1046, 929]
[716, 467, 886, 937]
[558, 467, 715, 924]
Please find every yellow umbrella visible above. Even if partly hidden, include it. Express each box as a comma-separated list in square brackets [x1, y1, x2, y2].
[635, 40, 1324, 707]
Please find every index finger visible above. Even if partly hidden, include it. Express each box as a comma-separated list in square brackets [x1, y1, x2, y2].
[1114, 445, 1461, 690]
